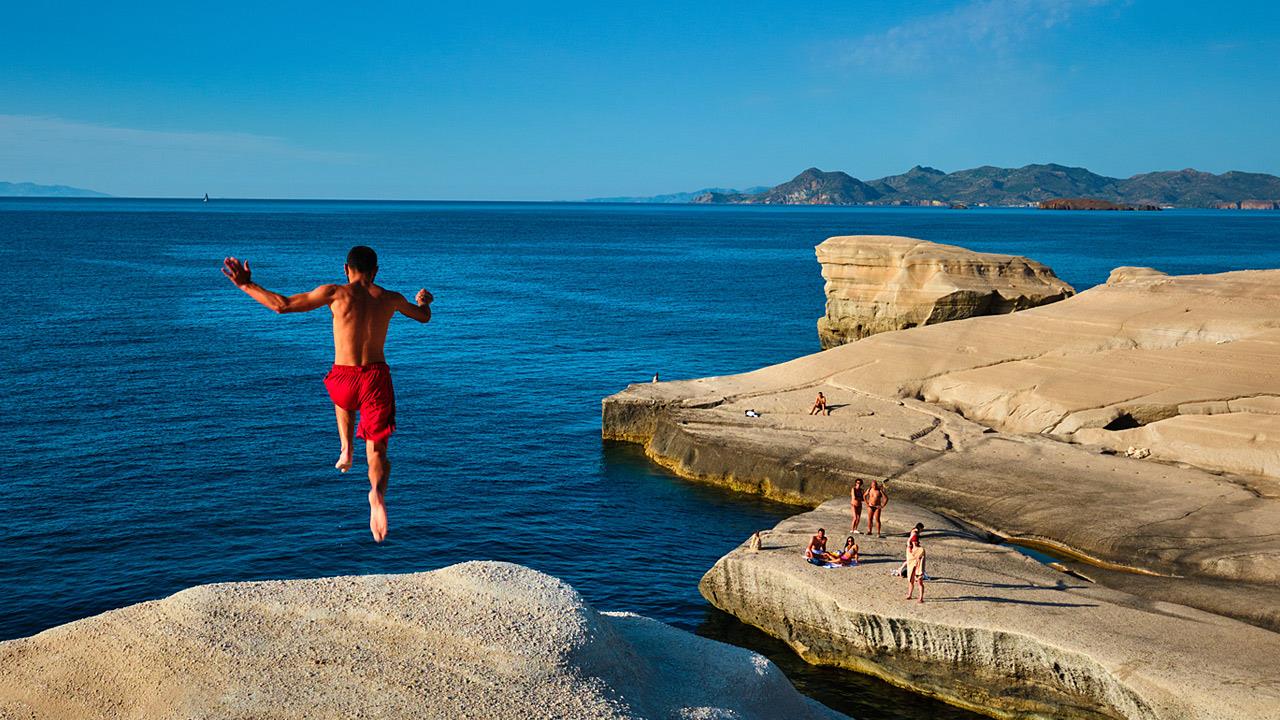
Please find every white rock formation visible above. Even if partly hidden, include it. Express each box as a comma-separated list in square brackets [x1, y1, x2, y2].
[0, 562, 843, 720]
[700, 501, 1280, 720]
[816, 235, 1074, 348]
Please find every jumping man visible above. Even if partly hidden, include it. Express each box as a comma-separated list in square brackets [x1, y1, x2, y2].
[222, 246, 432, 542]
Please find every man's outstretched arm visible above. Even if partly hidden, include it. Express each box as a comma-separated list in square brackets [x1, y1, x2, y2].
[395, 289, 433, 323]
[222, 257, 337, 314]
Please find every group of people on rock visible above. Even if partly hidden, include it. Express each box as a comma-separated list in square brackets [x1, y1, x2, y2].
[804, 529, 859, 566]
[799, 477, 928, 603]
[849, 477, 888, 537]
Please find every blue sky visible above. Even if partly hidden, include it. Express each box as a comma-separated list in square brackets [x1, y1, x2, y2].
[1, 1, 1277, 199]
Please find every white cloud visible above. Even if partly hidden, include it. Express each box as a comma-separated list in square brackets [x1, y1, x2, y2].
[839, 0, 1114, 73]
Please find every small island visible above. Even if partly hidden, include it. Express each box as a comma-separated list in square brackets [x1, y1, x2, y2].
[1039, 197, 1160, 211]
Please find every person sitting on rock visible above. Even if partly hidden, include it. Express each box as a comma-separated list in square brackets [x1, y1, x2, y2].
[809, 391, 829, 416]
[805, 528, 828, 565]
[829, 536, 860, 566]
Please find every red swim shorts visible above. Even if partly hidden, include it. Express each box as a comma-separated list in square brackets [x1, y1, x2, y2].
[324, 362, 396, 444]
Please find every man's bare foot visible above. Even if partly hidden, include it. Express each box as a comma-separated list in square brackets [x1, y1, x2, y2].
[335, 448, 353, 473]
[918, 598, 925, 604]
[368, 489, 388, 542]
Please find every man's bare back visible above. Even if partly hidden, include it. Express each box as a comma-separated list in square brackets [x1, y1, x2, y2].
[222, 245, 432, 542]
[308, 281, 432, 365]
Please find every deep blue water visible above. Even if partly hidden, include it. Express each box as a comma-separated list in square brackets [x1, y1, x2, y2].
[3, 199, 1278, 718]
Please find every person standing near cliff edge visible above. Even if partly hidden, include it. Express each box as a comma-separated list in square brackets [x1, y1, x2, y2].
[850, 478, 866, 533]
[222, 246, 433, 542]
[866, 480, 888, 538]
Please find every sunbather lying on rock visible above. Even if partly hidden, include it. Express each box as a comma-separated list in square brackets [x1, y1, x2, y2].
[828, 536, 859, 566]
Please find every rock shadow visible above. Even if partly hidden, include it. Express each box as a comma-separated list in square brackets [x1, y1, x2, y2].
[927, 595, 1098, 608]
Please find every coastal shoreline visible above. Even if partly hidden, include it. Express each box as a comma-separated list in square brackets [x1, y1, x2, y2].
[602, 256, 1280, 717]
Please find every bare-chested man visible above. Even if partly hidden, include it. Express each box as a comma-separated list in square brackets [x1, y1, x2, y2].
[809, 391, 829, 416]
[866, 479, 888, 538]
[222, 246, 432, 543]
[805, 528, 828, 564]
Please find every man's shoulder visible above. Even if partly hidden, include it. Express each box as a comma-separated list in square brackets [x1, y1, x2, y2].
[371, 284, 404, 300]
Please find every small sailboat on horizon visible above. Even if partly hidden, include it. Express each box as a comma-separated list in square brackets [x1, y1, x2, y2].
[203, 193, 209, 203]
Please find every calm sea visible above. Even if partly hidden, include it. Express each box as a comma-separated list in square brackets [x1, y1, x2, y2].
[4, 199, 1278, 718]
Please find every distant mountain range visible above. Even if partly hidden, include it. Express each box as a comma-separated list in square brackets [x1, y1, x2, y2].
[585, 186, 770, 204]
[0, 181, 109, 197]
[636, 165, 1280, 209]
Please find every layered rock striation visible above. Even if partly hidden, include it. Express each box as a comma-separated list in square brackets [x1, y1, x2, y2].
[700, 501, 1280, 720]
[815, 236, 1074, 348]
[0, 562, 842, 720]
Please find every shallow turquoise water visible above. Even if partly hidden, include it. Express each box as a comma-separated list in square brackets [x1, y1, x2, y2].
[3, 199, 1277, 717]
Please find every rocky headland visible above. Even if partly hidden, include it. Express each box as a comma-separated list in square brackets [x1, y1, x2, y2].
[683, 164, 1280, 209]
[815, 235, 1074, 348]
[603, 246, 1280, 718]
[0, 562, 842, 720]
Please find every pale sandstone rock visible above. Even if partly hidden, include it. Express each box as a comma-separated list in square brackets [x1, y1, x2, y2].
[603, 265, 1280, 718]
[1077, 413, 1280, 487]
[815, 235, 1073, 348]
[601, 269, 1280, 627]
[700, 500, 1280, 720]
[0, 562, 841, 720]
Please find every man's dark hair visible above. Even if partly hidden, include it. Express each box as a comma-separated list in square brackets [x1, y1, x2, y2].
[346, 246, 378, 274]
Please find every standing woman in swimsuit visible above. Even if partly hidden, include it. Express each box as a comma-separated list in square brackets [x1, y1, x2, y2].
[850, 478, 865, 533]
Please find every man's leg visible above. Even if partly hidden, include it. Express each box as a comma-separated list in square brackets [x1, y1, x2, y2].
[366, 438, 390, 542]
[334, 405, 355, 473]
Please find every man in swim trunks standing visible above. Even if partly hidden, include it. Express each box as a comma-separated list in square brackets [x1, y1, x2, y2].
[222, 246, 432, 542]
[866, 479, 888, 538]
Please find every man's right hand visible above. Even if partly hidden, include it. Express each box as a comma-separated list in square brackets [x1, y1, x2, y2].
[416, 289, 433, 306]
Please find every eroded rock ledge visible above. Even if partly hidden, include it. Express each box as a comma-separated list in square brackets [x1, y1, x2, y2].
[0, 562, 842, 720]
[816, 235, 1073, 348]
[700, 501, 1280, 720]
